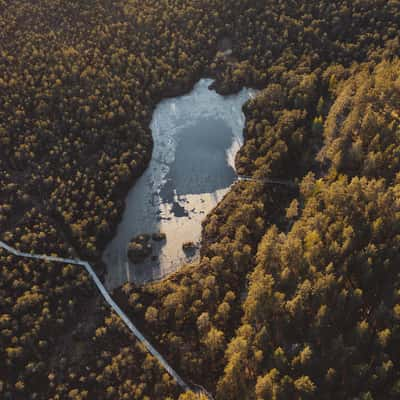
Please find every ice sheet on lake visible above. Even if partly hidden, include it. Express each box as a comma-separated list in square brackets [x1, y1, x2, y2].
[103, 79, 255, 289]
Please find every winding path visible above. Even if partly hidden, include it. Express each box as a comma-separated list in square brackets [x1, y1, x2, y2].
[0, 240, 190, 393]
[0, 175, 294, 397]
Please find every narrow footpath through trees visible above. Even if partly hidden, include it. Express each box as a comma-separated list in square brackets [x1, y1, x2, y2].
[0, 240, 193, 394]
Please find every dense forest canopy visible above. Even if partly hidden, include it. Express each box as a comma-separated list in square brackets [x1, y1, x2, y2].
[1, 0, 400, 399]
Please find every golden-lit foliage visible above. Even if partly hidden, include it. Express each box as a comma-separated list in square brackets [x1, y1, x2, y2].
[113, 2, 400, 398]
[319, 60, 400, 181]
[217, 175, 400, 399]
[1, 0, 400, 398]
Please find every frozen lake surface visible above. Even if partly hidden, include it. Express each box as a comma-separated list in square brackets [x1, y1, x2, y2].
[103, 79, 255, 288]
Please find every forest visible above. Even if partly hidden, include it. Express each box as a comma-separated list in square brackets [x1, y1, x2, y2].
[1, 0, 400, 399]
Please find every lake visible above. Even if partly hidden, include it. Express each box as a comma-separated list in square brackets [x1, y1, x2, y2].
[103, 79, 255, 289]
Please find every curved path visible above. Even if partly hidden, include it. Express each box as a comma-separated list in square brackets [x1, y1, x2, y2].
[0, 175, 294, 398]
[0, 240, 190, 393]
